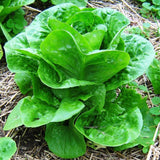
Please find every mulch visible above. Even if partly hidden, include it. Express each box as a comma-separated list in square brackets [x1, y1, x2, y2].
[0, 0, 160, 159]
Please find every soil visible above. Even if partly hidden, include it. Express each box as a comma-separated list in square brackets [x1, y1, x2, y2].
[0, 0, 160, 159]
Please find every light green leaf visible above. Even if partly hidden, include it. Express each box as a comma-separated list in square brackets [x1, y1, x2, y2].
[105, 34, 155, 91]
[150, 106, 160, 115]
[0, 44, 3, 59]
[152, 0, 160, 5]
[146, 58, 160, 94]
[83, 30, 105, 50]
[0, 6, 4, 13]
[3, 99, 24, 130]
[51, 0, 88, 7]
[152, 97, 160, 105]
[0, 137, 17, 160]
[45, 122, 86, 158]
[75, 88, 143, 146]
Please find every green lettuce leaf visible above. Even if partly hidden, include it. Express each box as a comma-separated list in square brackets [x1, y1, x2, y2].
[105, 34, 155, 91]
[146, 58, 160, 94]
[75, 88, 143, 146]
[114, 97, 156, 152]
[14, 72, 32, 94]
[5, 33, 39, 73]
[0, 137, 17, 160]
[20, 97, 57, 127]
[0, 0, 34, 21]
[51, 0, 88, 7]
[45, 122, 86, 158]
[25, 3, 80, 50]
[3, 98, 24, 130]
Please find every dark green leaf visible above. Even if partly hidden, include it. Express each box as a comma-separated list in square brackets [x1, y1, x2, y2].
[146, 58, 160, 94]
[45, 122, 86, 158]
[14, 73, 32, 94]
[32, 75, 60, 106]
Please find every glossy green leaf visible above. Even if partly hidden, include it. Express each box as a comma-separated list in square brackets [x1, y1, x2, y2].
[105, 34, 155, 91]
[146, 58, 160, 94]
[93, 8, 129, 49]
[14, 73, 32, 94]
[83, 30, 105, 50]
[84, 50, 130, 83]
[51, 0, 88, 7]
[67, 11, 104, 34]
[75, 88, 143, 146]
[0, 137, 17, 160]
[41, 30, 130, 83]
[81, 84, 106, 111]
[41, 30, 84, 78]
[26, 3, 80, 50]
[38, 60, 95, 89]
[32, 75, 60, 106]
[48, 18, 92, 53]
[4, 33, 39, 73]
[51, 98, 85, 122]
[114, 97, 156, 151]
[20, 97, 57, 127]
[45, 122, 86, 158]
[3, 99, 24, 130]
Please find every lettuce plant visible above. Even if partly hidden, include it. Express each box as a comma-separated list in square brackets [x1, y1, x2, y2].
[0, 137, 17, 160]
[4, 3, 156, 158]
[0, 0, 34, 42]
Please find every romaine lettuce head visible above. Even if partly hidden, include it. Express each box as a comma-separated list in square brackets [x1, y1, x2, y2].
[4, 3, 156, 159]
